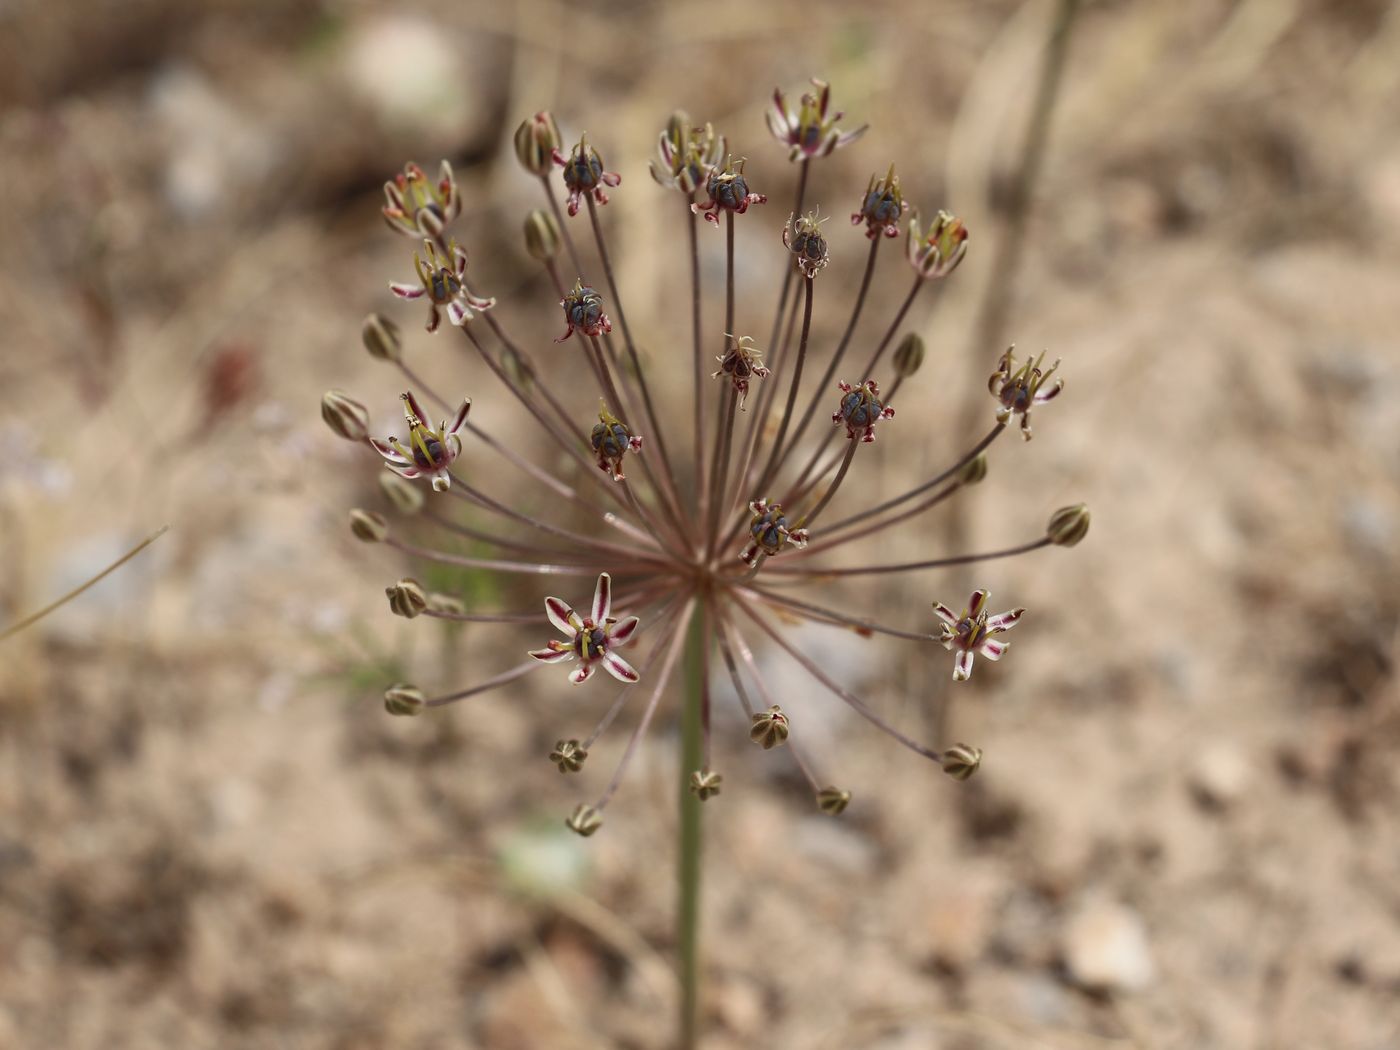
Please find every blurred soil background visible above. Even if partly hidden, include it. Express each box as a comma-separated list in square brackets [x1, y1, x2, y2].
[3, 0, 1400, 1047]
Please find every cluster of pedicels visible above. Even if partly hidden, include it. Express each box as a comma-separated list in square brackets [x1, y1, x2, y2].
[319, 77, 1090, 837]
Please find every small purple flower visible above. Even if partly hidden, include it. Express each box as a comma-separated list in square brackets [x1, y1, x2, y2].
[907, 210, 969, 280]
[712, 334, 770, 409]
[740, 499, 809, 567]
[389, 239, 496, 333]
[529, 573, 641, 685]
[988, 346, 1063, 440]
[932, 590, 1024, 682]
[590, 406, 643, 481]
[369, 390, 471, 493]
[552, 133, 621, 217]
[381, 161, 460, 243]
[691, 157, 766, 227]
[833, 379, 894, 443]
[555, 280, 613, 342]
[766, 78, 868, 163]
[851, 164, 906, 240]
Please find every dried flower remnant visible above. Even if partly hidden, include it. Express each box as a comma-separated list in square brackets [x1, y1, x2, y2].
[816, 786, 851, 816]
[551, 739, 589, 773]
[382, 161, 460, 242]
[852, 165, 906, 239]
[369, 390, 471, 493]
[783, 211, 830, 277]
[590, 406, 644, 481]
[650, 112, 726, 195]
[907, 209, 969, 280]
[712, 334, 771, 409]
[767, 78, 868, 162]
[933, 590, 1024, 682]
[556, 280, 612, 342]
[529, 573, 642, 685]
[692, 156, 766, 225]
[989, 346, 1063, 440]
[833, 379, 895, 443]
[689, 769, 723, 800]
[740, 499, 808, 567]
[749, 705, 790, 749]
[553, 132, 621, 216]
[566, 803, 603, 837]
[941, 743, 983, 781]
[389, 239, 495, 333]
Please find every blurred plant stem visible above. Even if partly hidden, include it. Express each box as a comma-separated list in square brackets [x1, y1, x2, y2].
[938, 0, 1080, 740]
[678, 606, 706, 1048]
[0, 525, 168, 644]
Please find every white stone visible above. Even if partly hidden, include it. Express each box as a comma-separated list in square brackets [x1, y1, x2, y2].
[1063, 899, 1155, 992]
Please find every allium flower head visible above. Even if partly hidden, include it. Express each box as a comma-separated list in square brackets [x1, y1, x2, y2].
[712, 334, 770, 409]
[650, 111, 726, 195]
[933, 590, 1024, 681]
[553, 132, 622, 216]
[382, 161, 461, 242]
[336, 79, 1086, 831]
[833, 379, 895, 443]
[692, 156, 766, 225]
[556, 280, 613, 342]
[767, 78, 869, 162]
[783, 211, 830, 278]
[529, 573, 641, 686]
[989, 345, 1063, 439]
[369, 390, 471, 492]
[907, 209, 969, 279]
[852, 165, 907, 239]
[389, 239, 496, 333]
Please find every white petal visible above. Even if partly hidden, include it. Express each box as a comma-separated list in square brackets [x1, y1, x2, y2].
[932, 602, 959, 628]
[953, 650, 974, 681]
[569, 663, 594, 685]
[389, 282, 425, 300]
[447, 398, 472, 435]
[530, 647, 573, 664]
[967, 590, 989, 618]
[592, 573, 612, 624]
[601, 652, 639, 683]
[979, 638, 1008, 661]
[608, 616, 640, 647]
[545, 597, 577, 637]
[986, 608, 1024, 632]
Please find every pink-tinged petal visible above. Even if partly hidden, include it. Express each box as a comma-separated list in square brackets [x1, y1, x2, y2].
[932, 602, 959, 627]
[1034, 380, 1064, 404]
[608, 616, 640, 647]
[446, 398, 471, 435]
[953, 650, 975, 682]
[446, 301, 469, 326]
[386, 463, 421, 479]
[444, 433, 462, 461]
[425, 304, 442, 334]
[430, 470, 450, 492]
[402, 391, 430, 425]
[452, 246, 469, 275]
[569, 663, 594, 685]
[601, 651, 639, 683]
[986, 608, 1025, 632]
[530, 646, 574, 663]
[545, 597, 577, 637]
[389, 282, 425, 299]
[967, 590, 989, 618]
[417, 207, 445, 241]
[591, 573, 612, 623]
[979, 638, 1008, 661]
[369, 438, 410, 465]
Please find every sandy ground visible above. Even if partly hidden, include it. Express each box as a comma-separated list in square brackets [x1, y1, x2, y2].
[3, 1, 1400, 1047]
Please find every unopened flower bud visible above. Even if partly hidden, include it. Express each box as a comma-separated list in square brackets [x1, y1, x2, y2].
[379, 471, 424, 515]
[750, 705, 790, 750]
[514, 111, 561, 176]
[361, 313, 403, 363]
[816, 786, 851, 816]
[941, 743, 983, 781]
[321, 390, 371, 442]
[958, 452, 988, 486]
[524, 208, 562, 261]
[386, 578, 428, 619]
[349, 508, 388, 542]
[550, 739, 588, 773]
[565, 803, 603, 837]
[1046, 503, 1091, 547]
[689, 769, 722, 800]
[893, 331, 926, 377]
[384, 683, 425, 717]
[426, 592, 465, 616]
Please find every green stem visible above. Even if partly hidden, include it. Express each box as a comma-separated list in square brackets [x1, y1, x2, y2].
[678, 605, 707, 1049]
